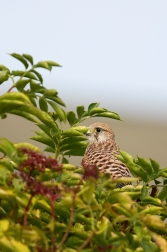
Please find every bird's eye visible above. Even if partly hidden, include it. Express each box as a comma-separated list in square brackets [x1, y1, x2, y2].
[96, 128, 101, 132]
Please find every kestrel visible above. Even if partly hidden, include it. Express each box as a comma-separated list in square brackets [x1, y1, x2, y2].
[82, 122, 131, 187]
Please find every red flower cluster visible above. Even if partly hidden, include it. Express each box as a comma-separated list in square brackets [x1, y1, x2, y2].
[17, 148, 62, 201]
[20, 148, 62, 173]
[19, 172, 61, 201]
[81, 159, 99, 180]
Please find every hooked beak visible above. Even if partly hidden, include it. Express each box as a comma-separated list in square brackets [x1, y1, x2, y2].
[86, 129, 91, 137]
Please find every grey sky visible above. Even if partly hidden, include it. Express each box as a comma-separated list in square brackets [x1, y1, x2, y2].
[1, 1, 167, 122]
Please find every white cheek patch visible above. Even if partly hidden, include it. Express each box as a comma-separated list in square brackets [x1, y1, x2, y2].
[86, 129, 108, 143]
[86, 131, 97, 144]
[97, 132, 107, 143]
[88, 135, 97, 144]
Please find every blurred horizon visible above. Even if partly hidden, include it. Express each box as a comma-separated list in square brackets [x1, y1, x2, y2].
[1, 114, 167, 167]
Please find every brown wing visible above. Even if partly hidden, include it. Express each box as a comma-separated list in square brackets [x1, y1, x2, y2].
[83, 141, 131, 181]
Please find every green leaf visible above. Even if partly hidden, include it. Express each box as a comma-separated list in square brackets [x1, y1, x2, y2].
[31, 131, 55, 149]
[81, 180, 95, 204]
[0, 187, 15, 201]
[67, 111, 77, 126]
[46, 60, 61, 67]
[119, 150, 133, 163]
[36, 123, 52, 138]
[157, 185, 167, 201]
[60, 136, 86, 146]
[66, 236, 84, 248]
[48, 112, 59, 121]
[48, 100, 66, 122]
[34, 61, 52, 70]
[0, 138, 18, 163]
[9, 110, 39, 123]
[141, 184, 148, 199]
[9, 53, 29, 69]
[0, 113, 7, 119]
[14, 142, 40, 152]
[150, 158, 160, 174]
[141, 196, 162, 206]
[25, 94, 37, 107]
[95, 216, 111, 243]
[45, 96, 66, 107]
[0, 92, 32, 104]
[62, 129, 84, 137]
[11, 70, 24, 76]
[0, 219, 9, 232]
[0, 93, 59, 129]
[53, 221, 66, 233]
[15, 79, 30, 91]
[39, 97, 48, 112]
[89, 107, 106, 115]
[11, 70, 37, 80]
[59, 141, 88, 152]
[0, 166, 8, 184]
[94, 111, 120, 120]
[140, 206, 163, 214]
[88, 102, 100, 112]
[0, 237, 31, 252]
[0, 70, 9, 84]
[62, 157, 69, 164]
[44, 146, 55, 153]
[0, 144, 6, 155]
[154, 179, 161, 185]
[31, 69, 43, 83]
[70, 126, 88, 134]
[44, 89, 58, 97]
[0, 100, 26, 114]
[22, 72, 37, 80]
[76, 105, 85, 119]
[156, 169, 167, 180]
[22, 53, 33, 65]
[151, 233, 167, 251]
[62, 164, 77, 170]
[0, 159, 14, 172]
[0, 98, 58, 133]
[137, 157, 153, 175]
[127, 163, 149, 182]
[0, 65, 9, 71]
[30, 80, 46, 93]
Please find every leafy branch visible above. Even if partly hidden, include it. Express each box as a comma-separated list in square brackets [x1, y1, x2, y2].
[0, 53, 167, 252]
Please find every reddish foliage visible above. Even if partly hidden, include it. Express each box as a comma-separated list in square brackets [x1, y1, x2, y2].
[17, 148, 62, 200]
[81, 159, 99, 180]
[20, 148, 62, 173]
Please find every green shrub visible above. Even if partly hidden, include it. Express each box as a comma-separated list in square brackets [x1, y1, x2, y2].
[0, 53, 167, 252]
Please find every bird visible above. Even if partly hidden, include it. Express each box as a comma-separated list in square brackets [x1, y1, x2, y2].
[82, 122, 131, 187]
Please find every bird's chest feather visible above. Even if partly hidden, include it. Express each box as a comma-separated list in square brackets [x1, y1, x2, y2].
[84, 141, 118, 165]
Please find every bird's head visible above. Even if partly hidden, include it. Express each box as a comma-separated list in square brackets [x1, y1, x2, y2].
[86, 122, 115, 144]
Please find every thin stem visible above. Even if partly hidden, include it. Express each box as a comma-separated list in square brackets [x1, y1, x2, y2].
[6, 67, 34, 93]
[76, 230, 96, 252]
[55, 135, 61, 159]
[8, 203, 17, 218]
[6, 85, 15, 93]
[50, 198, 55, 219]
[57, 191, 76, 250]
[73, 116, 91, 127]
[76, 212, 105, 252]
[57, 178, 83, 250]
[6, 76, 15, 93]
[50, 199, 56, 252]
[23, 194, 34, 226]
